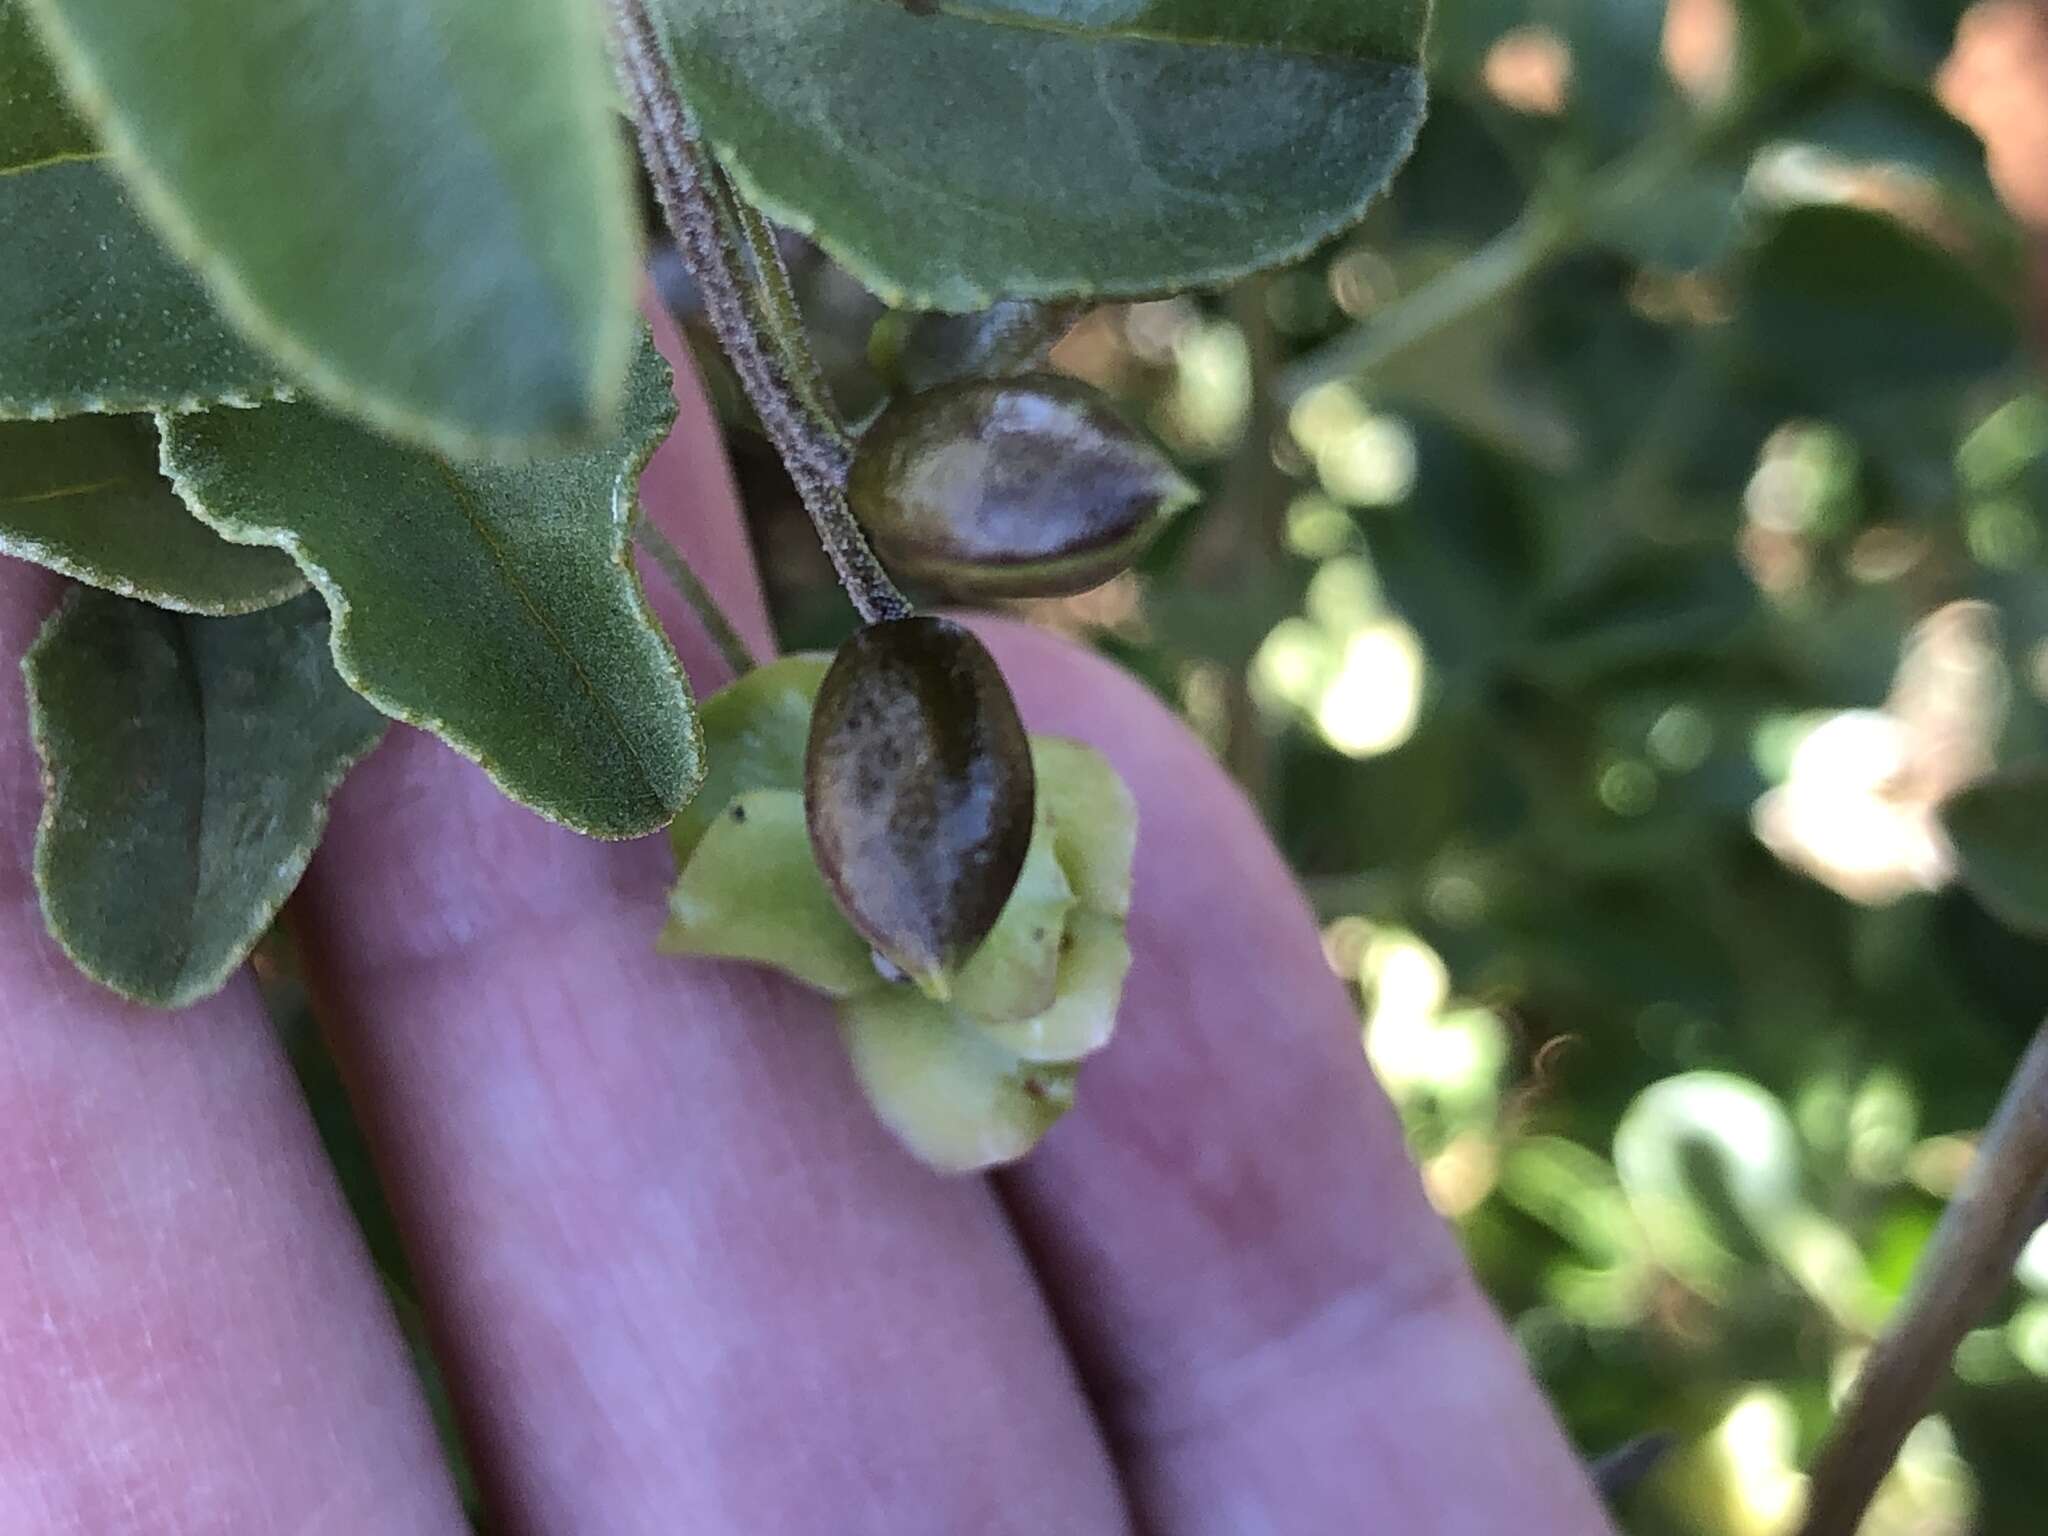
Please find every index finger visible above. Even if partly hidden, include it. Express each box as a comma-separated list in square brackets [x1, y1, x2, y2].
[0, 562, 469, 1532]
[979, 618, 1613, 1535]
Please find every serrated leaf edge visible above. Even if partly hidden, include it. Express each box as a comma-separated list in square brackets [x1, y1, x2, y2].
[0, 523, 307, 615]
[154, 401, 705, 841]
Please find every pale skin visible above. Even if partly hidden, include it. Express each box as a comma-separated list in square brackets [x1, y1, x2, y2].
[0, 317, 1615, 1534]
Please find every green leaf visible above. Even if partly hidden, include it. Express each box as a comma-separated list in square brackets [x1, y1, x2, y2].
[1941, 769, 2048, 937]
[652, 0, 1429, 309]
[158, 335, 703, 840]
[0, 0, 88, 164]
[0, 416, 302, 613]
[1728, 0, 1813, 95]
[1768, 80, 1998, 209]
[25, 589, 387, 1008]
[1732, 203, 2017, 406]
[839, 986, 1078, 1173]
[661, 789, 880, 995]
[1547, 0, 1673, 161]
[0, 0, 286, 418]
[21, 0, 637, 454]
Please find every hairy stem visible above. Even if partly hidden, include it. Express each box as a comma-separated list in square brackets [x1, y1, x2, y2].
[1796, 1021, 2048, 1536]
[726, 182, 846, 456]
[608, 0, 909, 625]
[634, 519, 758, 678]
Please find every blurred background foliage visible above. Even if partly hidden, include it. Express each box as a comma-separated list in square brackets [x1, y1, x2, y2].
[656, 1, 2048, 1529]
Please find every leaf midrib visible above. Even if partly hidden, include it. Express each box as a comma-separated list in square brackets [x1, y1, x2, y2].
[850, 0, 1419, 68]
[0, 146, 98, 179]
[2, 476, 124, 507]
[427, 460, 661, 811]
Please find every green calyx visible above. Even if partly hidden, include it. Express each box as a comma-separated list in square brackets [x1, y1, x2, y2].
[661, 653, 1138, 1172]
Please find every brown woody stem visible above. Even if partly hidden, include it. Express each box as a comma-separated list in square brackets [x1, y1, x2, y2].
[608, 0, 910, 625]
[1796, 1020, 2048, 1536]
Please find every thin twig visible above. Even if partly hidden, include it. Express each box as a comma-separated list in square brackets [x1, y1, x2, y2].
[726, 181, 847, 459]
[608, 0, 909, 624]
[1275, 87, 1785, 407]
[1796, 1021, 2048, 1536]
[634, 519, 758, 678]
[1277, 204, 1577, 408]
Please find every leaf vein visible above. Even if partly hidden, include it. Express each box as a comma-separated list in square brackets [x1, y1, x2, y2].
[427, 460, 660, 806]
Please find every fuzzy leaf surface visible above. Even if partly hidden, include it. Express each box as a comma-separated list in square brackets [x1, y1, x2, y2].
[0, 0, 284, 418]
[158, 337, 702, 839]
[26, 589, 386, 1008]
[652, 0, 1430, 309]
[0, 416, 301, 612]
[22, 0, 637, 452]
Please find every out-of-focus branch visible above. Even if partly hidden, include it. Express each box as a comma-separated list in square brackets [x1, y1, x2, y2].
[1796, 1021, 2048, 1536]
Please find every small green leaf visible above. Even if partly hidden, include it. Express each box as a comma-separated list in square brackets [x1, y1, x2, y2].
[0, 416, 302, 613]
[25, 589, 387, 1008]
[22, 0, 637, 454]
[839, 986, 1078, 1173]
[1941, 769, 2048, 937]
[652, 0, 1429, 308]
[158, 335, 703, 840]
[661, 789, 880, 996]
[670, 655, 831, 864]
[970, 910, 1131, 1063]
[0, 0, 285, 418]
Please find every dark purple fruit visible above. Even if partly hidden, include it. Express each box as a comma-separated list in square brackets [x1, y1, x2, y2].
[804, 616, 1035, 991]
[848, 374, 1197, 599]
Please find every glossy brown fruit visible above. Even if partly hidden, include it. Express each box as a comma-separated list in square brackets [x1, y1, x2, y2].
[870, 300, 1084, 394]
[805, 617, 1035, 991]
[848, 373, 1198, 599]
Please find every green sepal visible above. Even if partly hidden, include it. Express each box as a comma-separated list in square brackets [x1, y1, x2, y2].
[660, 788, 879, 997]
[839, 986, 1079, 1174]
[1035, 735, 1137, 917]
[669, 654, 830, 864]
[950, 793, 1074, 1023]
[969, 911, 1131, 1064]
[663, 662, 1140, 1172]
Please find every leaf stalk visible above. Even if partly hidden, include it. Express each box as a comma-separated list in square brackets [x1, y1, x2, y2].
[608, 0, 910, 625]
